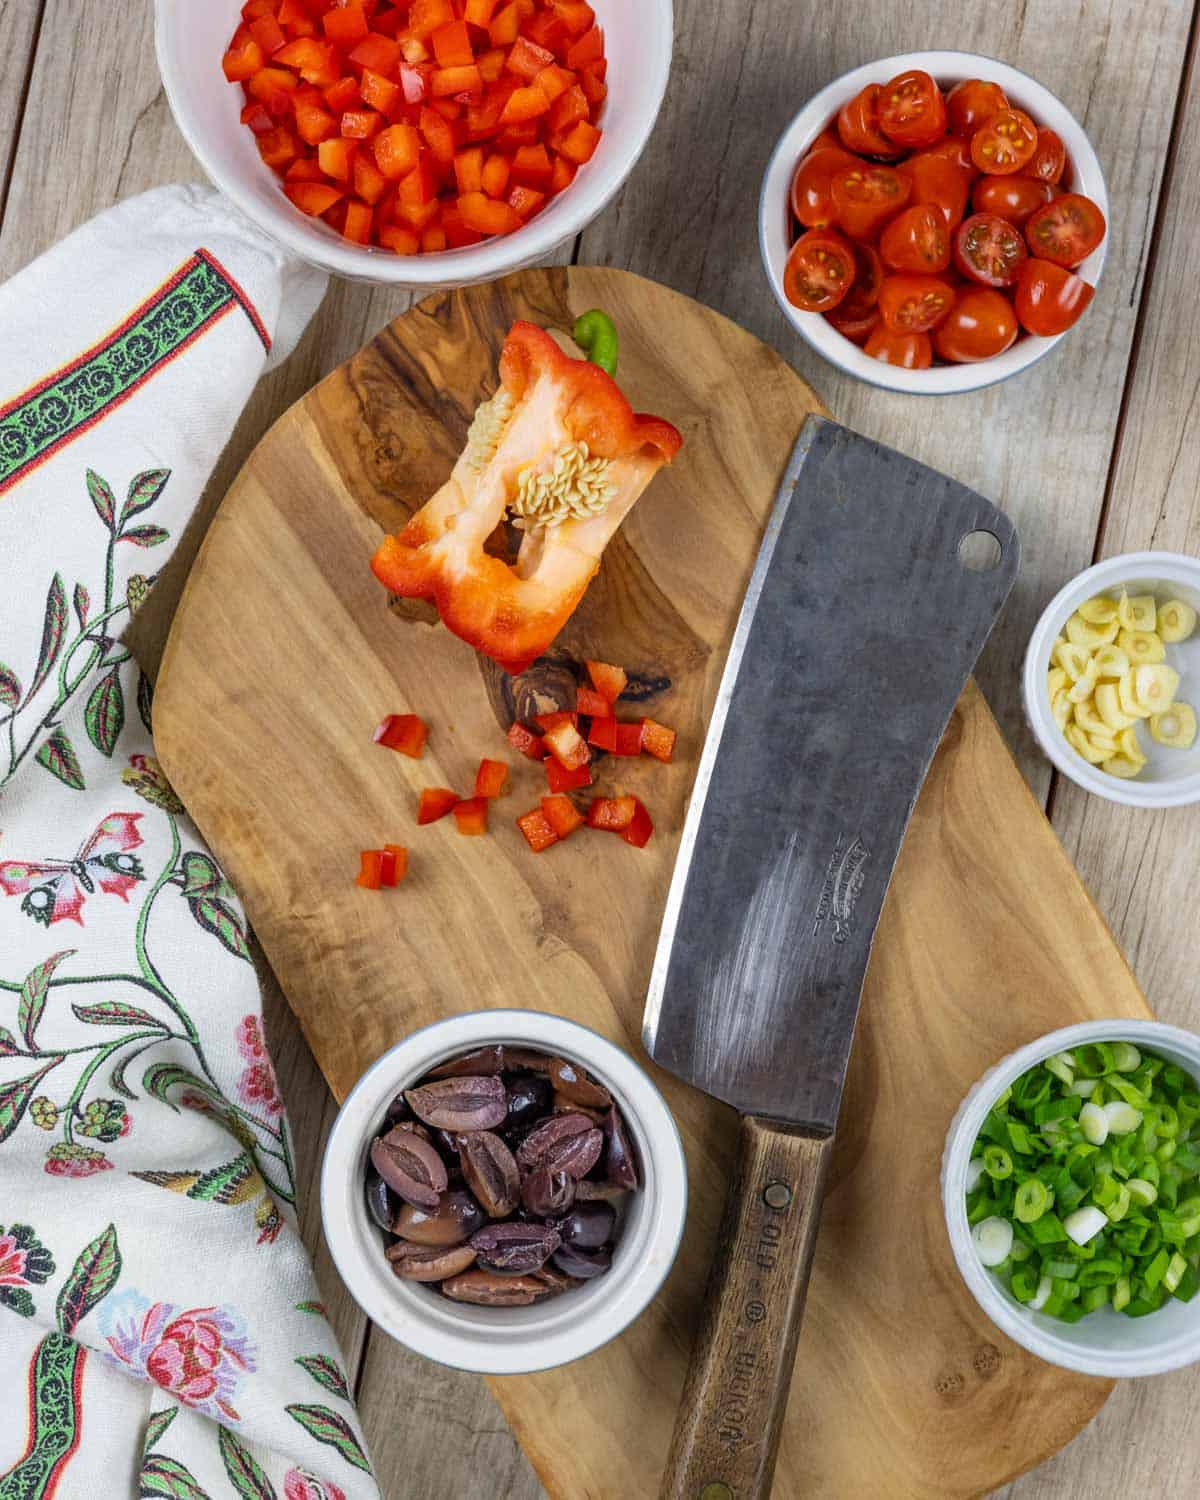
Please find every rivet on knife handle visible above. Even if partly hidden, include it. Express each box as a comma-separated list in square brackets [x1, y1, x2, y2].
[660, 1117, 833, 1500]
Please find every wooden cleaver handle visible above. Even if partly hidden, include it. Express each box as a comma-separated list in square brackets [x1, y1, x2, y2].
[660, 1117, 834, 1500]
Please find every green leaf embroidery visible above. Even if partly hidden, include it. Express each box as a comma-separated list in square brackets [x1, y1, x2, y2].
[143, 1407, 177, 1456]
[27, 574, 68, 702]
[0, 1027, 19, 1056]
[218, 1425, 277, 1500]
[0, 1061, 59, 1142]
[86, 469, 116, 530]
[285, 1405, 372, 1474]
[0, 662, 21, 709]
[56, 1223, 121, 1336]
[19, 950, 74, 1048]
[295, 1300, 327, 1317]
[84, 667, 125, 756]
[139, 1454, 211, 1499]
[137, 671, 154, 734]
[35, 727, 85, 789]
[121, 469, 171, 525]
[0, 1286, 35, 1317]
[142, 1063, 212, 1111]
[295, 1354, 351, 1402]
[119, 525, 170, 549]
[110, 1052, 140, 1100]
[71, 1000, 160, 1028]
[73, 582, 91, 629]
[179, 851, 231, 899]
[187, 895, 251, 962]
[189, 1153, 258, 1204]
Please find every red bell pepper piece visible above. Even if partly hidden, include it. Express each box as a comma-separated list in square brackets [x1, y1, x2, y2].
[358, 67, 398, 112]
[432, 64, 483, 97]
[249, 15, 287, 56]
[488, 2, 523, 46]
[454, 146, 485, 193]
[545, 758, 592, 793]
[356, 849, 384, 888]
[374, 713, 428, 757]
[296, 103, 338, 144]
[380, 224, 421, 255]
[323, 2, 369, 46]
[432, 19, 474, 67]
[374, 122, 421, 178]
[585, 659, 627, 703]
[548, 82, 588, 134]
[422, 225, 448, 252]
[523, 11, 569, 55]
[575, 686, 610, 718]
[610, 722, 643, 757]
[418, 787, 459, 824]
[586, 795, 636, 831]
[480, 154, 511, 197]
[474, 758, 509, 798]
[453, 796, 489, 835]
[542, 719, 590, 771]
[343, 199, 374, 245]
[499, 85, 550, 125]
[586, 714, 618, 752]
[241, 102, 277, 134]
[223, 39, 265, 82]
[378, 845, 409, 886]
[257, 127, 301, 170]
[541, 794, 584, 839]
[565, 24, 603, 70]
[621, 797, 654, 848]
[465, 0, 498, 23]
[578, 60, 607, 109]
[457, 190, 523, 235]
[507, 721, 547, 760]
[508, 185, 545, 219]
[551, 0, 595, 37]
[354, 152, 389, 204]
[341, 108, 383, 139]
[640, 717, 676, 763]
[556, 118, 601, 165]
[350, 32, 401, 76]
[285, 180, 345, 216]
[535, 710, 578, 732]
[410, 0, 455, 38]
[275, 38, 341, 85]
[516, 807, 558, 852]
[506, 36, 555, 81]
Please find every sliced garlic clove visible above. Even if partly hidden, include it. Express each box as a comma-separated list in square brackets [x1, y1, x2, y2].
[1158, 599, 1197, 644]
[1103, 754, 1144, 779]
[1149, 701, 1198, 750]
[1051, 689, 1073, 731]
[1134, 663, 1180, 715]
[1066, 724, 1108, 765]
[1092, 645, 1130, 680]
[1078, 594, 1119, 625]
[1094, 681, 1135, 732]
[1066, 613, 1119, 649]
[1053, 641, 1092, 682]
[1118, 671, 1154, 720]
[1067, 660, 1100, 703]
[1072, 696, 1108, 737]
[1046, 667, 1068, 701]
[1116, 726, 1147, 763]
[1118, 628, 1166, 665]
[1118, 592, 1156, 632]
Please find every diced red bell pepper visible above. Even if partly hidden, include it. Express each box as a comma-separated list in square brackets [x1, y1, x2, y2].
[275, 37, 341, 85]
[575, 685, 611, 718]
[409, 0, 455, 39]
[551, 0, 595, 37]
[488, 2, 523, 46]
[477, 48, 507, 83]
[612, 721, 644, 757]
[422, 224, 448, 252]
[431, 96, 464, 121]
[432, 19, 474, 67]
[524, 10, 569, 55]
[247, 65, 301, 114]
[565, 24, 603, 70]
[640, 717, 676, 763]
[356, 849, 383, 888]
[508, 184, 544, 218]
[354, 151, 389, 203]
[432, 64, 483, 97]
[281, 1, 317, 38]
[379, 845, 409, 886]
[510, 142, 552, 186]
[350, 32, 401, 76]
[453, 796, 490, 835]
[380, 223, 421, 254]
[296, 103, 338, 144]
[586, 714, 618, 752]
[341, 108, 382, 139]
[420, 106, 457, 164]
[443, 204, 484, 246]
[465, 0, 498, 23]
[286, 154, 328, 181]
[242, 0, 276, 21]
[223, 39, 265, 82]
[507, 721, 547, 760]
[325, 74, 362, 110]
[474, 758, 509, 798]
[249, 14, 288, 56]
[500, 84, 550, 124]
[496, 123, 540, 151]
[535, 710, 578, 732]
[541, 794, 584, 838]
[257, 126, 300, 169]
[621, 797, 653, 848]
[240, 101, 276, 134]
[454, 145, 485, 193]
[374, 121, 420, 177]
[318, 135, 357, 180]
[465, 93, 505, 140]
[285, 180, 345, 215]
[480, 153, 511, 197]
[418, 787, 459, 824]
[586, 795, 636, 831]
[550, 155, 575, 194]
[458, 190, 522, 235]
[585, 659, 627, 703]
[543, 719, 590, 770]
[342, 199, 373, 244]
[516, 807, 558, 852]
[533, 63, 574, 104]
[545, 758, 592, 793]
[556, 117, 600, 164]
[358, 68, 400, 112]
[549, 82, 588, 133]
[396, 167, 441, 227]
[374, 712, 428, 757]
[578, 60, 606, 108]
[323, 2, 369, 46]
[506, 35, 555, 81]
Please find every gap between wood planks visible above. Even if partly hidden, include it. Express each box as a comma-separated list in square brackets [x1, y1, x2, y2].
[0, 0, 47, 232]
[1044, 0, 1200, 828]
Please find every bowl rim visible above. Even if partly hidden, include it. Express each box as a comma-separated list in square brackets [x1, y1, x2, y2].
[942, 1018, 1200, 1377]
[1022, 550, 1200, 808]
[154, 0, 675, 285]
[319, 1008, 688, 1373]
[758, 48, 1110, 395]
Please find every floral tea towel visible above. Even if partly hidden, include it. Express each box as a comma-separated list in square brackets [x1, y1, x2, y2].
[0, 184, 378, 1500]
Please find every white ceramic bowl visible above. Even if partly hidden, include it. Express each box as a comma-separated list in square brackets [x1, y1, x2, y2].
[943, 1019, 1200, 1377]
[759, 50, 1109, 394]
[1023, 551, 1200, 808]
[155, 0, 673, 285]
[321, 1009, 687, 1373]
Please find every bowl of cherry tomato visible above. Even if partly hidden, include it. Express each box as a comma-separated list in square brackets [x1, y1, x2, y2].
[156, 0, 673, 284]
[759, 51, 1109, 393]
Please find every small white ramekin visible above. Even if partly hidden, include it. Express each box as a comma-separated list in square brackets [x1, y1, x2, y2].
[1023, 551, 1200, 808]
[320, 1009, 687, 1374]
[759, 50, 1109, 395]
[155, 0, 673, 285]
[943, 1019, 1200, 1377]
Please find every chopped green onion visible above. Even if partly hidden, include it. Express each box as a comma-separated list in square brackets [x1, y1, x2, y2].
[1068, 1078, 1098, 1097]
[1164, 1252, 1188, 1293]
[1045, 1053, 1075, 1086]
[1113, 1276, 1132, 1311]
[1079, 1101, 1109, 1145]
[983, 1145, 1013, 1180]
[1103, 1101, 1142, 1136]
[1112, 1042, 1141, 1073]
[1014, 1178, 1052, 1223]
[965, 1156, 985, 1193]
[972, 1216, 1014, 1267]
[1127, 1177, 1158, 1207]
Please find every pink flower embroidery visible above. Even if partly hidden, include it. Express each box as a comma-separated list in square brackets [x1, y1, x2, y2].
[236, 1015, 283, 1117]
[235, 1015, 266, 1060]
[44, 1143, 113, 1178]
[284, 1470, 347, 1500]
[99, 1290, 256, 1422]
[0, 1234, 28, 1287]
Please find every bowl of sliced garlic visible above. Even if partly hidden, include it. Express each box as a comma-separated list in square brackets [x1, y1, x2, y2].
[1024, 552, 1200, 807]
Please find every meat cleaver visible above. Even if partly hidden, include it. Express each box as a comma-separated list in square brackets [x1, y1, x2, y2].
[644, 415, 1019, 1499]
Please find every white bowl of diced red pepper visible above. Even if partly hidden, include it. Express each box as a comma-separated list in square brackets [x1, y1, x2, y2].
[155, 0, 672, 283]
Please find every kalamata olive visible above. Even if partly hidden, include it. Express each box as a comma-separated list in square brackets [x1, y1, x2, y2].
[551, 1243, 612, 1280]
[502, 1047, 555, 1076]
[459, 1131, 521, 1218]
[405, 1075, 507, 1132]
[441, 1270, 552, 1306]
[603, 1106, 639, 1190]
[469, 1221, 561, 1275]
[386, 1242, 477, 1282]
[391, 1119, 432, 1142]
[549, 1056, 612, 1110]
[428, 1045, 506, 1078]
[364, 1168, 396, 1232]
[551, 1201, 615, 1248]
[394, 1189, 485, 1246]
[383, 1090, 411, 1124]
[516, 1113, 603, 1179]
[521, 1166, 576, 1218]
[370, 1127, 448, 1210]
[431, 1128, 461, 1160]
[575, 1180, 631, 1204]
[503, 1072, 553, 1134]
[532, 1263, 583, 1296]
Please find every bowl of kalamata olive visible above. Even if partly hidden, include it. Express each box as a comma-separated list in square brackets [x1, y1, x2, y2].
[320, 1009, 687, 1374]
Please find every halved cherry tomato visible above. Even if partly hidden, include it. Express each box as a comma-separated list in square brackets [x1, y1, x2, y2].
[898, 149, 971, 229]
[880, 204, 950, 272]
[1013, 258, 1095, 335]
[836, 84, 902, 158]
[864, 325, 933, 368]
[838, 241, 884, 318]
[953, 212, 1028, 287]
[877, 70, 947, 148]
[790, 146, 857, 228]
[783, 228, 856, 312]
[1028, 127, 1066, 184]
[1024, 193, 1106, 267]
[826, 306, 881, 345]
[877, 274, 957, 333]
[945, 78, 1008, 139]
[932, 288, 1018, 361]
[972, 173, 1055, 228]
[808, 127, 843, 156]
[971, 108, 1039, 174]
[921, 134, 977, 175]
[830, 164, 910, 240]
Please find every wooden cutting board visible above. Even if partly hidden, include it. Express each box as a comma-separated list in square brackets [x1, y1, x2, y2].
[155, 266, 1148, 1498]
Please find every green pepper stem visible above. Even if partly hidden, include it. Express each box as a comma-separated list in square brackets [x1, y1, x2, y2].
[572, 309, 619, 377]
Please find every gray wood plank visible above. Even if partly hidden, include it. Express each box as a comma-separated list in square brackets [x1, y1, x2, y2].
[577, 0, 1193, 807]
[0, 0, 44, 226]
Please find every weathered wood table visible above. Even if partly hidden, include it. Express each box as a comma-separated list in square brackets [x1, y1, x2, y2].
[5, 1, 1198, 1493]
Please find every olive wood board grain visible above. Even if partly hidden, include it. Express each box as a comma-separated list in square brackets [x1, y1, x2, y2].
[155, 266, 1147, 1498]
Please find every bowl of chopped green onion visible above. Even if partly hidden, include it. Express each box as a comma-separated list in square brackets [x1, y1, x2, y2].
[943, 1020, 1200, 1375]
